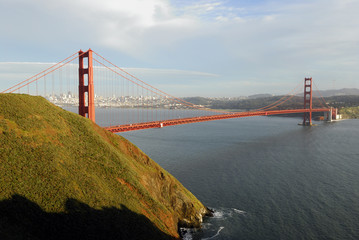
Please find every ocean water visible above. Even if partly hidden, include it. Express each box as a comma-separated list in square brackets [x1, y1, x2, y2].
[119, 116, 359, 240]
[64, 106, 359, 239]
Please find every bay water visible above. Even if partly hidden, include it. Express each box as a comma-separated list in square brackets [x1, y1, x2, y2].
[119, 116, 359, 240]
[67, 107, 359, 239]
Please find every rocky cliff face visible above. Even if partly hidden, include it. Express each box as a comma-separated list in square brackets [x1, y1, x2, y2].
[0, 94, 210, 239]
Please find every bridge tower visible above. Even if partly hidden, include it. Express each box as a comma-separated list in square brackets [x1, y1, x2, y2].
[78, 49, 95, 122]
[303, 77, 312, 126]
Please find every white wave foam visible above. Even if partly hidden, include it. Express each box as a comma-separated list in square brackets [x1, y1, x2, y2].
[182, 207, 246, 240]
[202, 226, 225, 240]
[211, 207, 246, 220]
[202, 222, 213, 230]
[179, 228, 193, 240]
[233, 208, 246, 215]
[212, 210, 225, 219]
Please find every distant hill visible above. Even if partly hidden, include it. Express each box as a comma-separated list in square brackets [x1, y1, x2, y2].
[0, 94, 210, 240]
[182, 88, 359, 113]
[247, 94, 274, 99]
[310, 88, 359, 97]
[182, 96, 212, 106]
[244, 89, 359, 99]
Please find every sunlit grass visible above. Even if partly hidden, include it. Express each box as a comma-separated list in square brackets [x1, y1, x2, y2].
[0, 93, 207, 239]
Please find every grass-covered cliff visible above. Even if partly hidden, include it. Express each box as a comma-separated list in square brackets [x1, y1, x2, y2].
[0, 94, 210, 239]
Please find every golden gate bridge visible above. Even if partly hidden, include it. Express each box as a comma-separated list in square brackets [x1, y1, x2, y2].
[1, 49, 335, 132]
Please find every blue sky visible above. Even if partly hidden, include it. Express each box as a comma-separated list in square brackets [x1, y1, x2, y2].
[1, 0, 358, 97]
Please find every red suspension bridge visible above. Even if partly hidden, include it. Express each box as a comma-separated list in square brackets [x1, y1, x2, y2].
[1, 49, 335, 132]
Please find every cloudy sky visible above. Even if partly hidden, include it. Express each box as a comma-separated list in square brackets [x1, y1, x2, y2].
[1, 0, 358, 97]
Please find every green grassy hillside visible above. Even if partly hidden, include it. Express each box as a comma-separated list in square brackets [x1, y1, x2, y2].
[0, 94, 210, 239]
[339, 106, 359, 119]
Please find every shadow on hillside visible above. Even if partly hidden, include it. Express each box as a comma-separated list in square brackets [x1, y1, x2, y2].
[0, 194, 174, 240]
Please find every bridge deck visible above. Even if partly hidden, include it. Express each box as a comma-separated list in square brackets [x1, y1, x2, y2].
[104, 108, 330, 133]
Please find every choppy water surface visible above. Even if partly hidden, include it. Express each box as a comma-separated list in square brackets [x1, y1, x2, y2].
[119, 116, 359, 240]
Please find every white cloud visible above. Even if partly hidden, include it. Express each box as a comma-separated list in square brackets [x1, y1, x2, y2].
[124, 67, 219, 78]
[0, 62, 219, 94]
[1, 0, 358, 95]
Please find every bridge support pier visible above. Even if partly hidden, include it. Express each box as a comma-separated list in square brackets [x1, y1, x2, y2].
[324, 108, 340, 122]
[79, 49, 95, 123]
[303, 77, 313, 126]
[324, 108, 333, 122]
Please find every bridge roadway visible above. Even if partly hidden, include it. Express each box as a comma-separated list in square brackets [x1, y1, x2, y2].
[104, 108, 330, 133]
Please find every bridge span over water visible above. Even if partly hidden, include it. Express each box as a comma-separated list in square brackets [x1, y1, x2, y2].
[2, 49, 335, 132]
